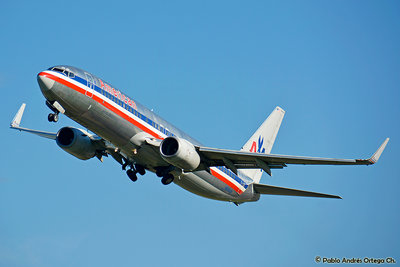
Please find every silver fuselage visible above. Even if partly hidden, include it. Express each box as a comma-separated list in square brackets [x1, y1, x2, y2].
[38, 66, 259, 203]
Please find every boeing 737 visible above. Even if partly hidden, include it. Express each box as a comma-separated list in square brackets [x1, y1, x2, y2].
[10, 66, 389, 204]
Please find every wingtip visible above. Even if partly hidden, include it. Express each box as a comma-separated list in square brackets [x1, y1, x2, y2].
[369, 138, 389, 164]
[10, 103, 26, 128]
[323, 193, 342, 199]
[275, 106, 286, 114]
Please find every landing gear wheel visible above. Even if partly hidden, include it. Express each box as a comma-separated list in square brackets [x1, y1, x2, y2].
[127, 169, 137, 182]
[161, 174, 174, 185]
[135, 165, 146, 176]
[156, 169, 164, 177]
[48, 113, 59, 122]
[122, 162, 129, 171]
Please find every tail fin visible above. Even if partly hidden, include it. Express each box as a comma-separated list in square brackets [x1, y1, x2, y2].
[240, 106, 285, 183]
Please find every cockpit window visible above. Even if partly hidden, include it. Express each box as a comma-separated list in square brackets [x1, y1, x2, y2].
[51, 67, 65, 73]
[49, 67, 75, 78]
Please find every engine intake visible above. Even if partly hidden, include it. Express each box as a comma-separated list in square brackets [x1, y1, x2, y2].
[160, 136, 200, 171]
[56, 127, 97, 160]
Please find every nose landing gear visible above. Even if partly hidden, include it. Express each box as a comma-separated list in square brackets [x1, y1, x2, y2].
[48, 113, 59, 122]
[46, 100, 64, 123]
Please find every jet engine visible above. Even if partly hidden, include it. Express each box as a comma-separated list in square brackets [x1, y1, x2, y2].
[56, 127, 97, 160]
[160, 136, 200, 171]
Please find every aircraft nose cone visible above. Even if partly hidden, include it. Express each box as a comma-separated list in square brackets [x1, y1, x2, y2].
[37, 72, 55, 91]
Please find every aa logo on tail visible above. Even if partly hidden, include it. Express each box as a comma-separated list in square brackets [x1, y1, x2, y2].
[250, 136, 265, 153]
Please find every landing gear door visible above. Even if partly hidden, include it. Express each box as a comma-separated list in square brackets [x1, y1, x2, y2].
[85, 72, 94, 98]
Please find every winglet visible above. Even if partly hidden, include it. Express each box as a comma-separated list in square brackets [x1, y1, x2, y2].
[368, 138, 390, 164]
[10, 103, 26, 128]
[9, 103, 57, 140]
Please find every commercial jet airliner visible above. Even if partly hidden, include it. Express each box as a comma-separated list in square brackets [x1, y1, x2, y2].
[10, 66, 389, 204]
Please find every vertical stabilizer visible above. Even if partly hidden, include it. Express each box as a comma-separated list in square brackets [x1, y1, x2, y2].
[240, 106, 285, 183]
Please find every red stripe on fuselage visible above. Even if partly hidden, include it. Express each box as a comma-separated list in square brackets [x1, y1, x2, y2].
[210, 169, 243, 194]
[39, 72, 163, 139]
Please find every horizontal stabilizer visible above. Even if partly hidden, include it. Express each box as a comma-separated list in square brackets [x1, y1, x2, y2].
[253, 183, 341, 199]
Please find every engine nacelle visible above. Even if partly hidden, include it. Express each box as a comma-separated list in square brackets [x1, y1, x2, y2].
[160, 136, 201, 171]
[56, 127, 97, 160]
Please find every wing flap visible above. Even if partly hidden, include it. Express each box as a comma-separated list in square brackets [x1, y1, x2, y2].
[253, 183, 341, 199]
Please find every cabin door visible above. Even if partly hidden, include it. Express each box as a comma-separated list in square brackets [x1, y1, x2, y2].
[84, 72, 95, 98]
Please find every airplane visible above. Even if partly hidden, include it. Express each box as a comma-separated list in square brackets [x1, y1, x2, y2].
[10, 65, 389, 204]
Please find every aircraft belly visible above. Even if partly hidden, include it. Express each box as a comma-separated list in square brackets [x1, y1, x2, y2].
[174, 172, 235, 201]
[178, 171, 259, 202]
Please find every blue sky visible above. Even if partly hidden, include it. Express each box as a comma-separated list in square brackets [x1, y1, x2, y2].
[1, 1, 399, 266]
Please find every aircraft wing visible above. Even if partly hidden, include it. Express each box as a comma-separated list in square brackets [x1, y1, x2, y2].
[10, 103, 108, 148]
[10, 103, 57, 139]
[197, 138, 389, 175]
[10, 103, 117, 162]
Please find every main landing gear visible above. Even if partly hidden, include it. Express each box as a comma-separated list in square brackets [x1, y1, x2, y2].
[156, 167, 175, 185]
[124, 163, 174, 185]
[126, 169, 137, 182]
[161, 173, 174, 185]
[135, 165, 146, 176]
[125, 164, 146, 182]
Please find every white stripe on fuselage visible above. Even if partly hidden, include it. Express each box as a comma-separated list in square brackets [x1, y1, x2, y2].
[211, 167, 247, 193]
